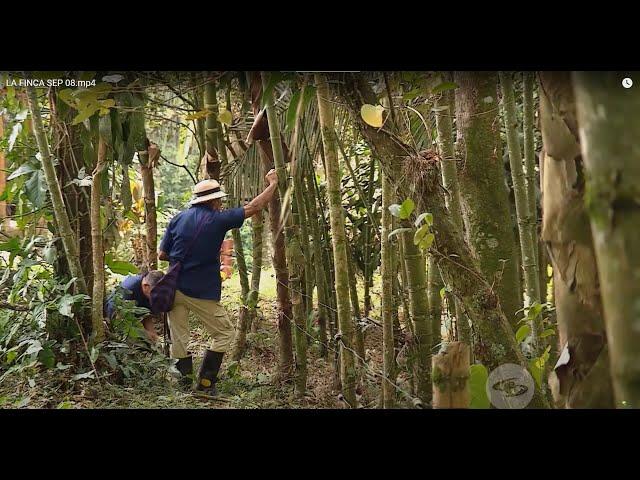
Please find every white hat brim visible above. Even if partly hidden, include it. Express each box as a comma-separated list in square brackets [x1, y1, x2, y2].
[189, 190, 228, 205]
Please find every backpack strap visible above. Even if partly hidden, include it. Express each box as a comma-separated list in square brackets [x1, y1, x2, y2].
[180, 212, 211, 262]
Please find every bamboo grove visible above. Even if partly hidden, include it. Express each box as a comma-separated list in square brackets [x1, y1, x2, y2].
[0, 71, 637, 409]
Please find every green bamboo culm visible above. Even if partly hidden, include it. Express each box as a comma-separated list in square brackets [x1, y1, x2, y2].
[434, 85, 469, 344]
[315, 73, 357, 407]
[499, 71, 542, 354]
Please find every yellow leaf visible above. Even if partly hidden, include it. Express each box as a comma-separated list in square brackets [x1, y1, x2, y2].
[360, 104, 384, 128]
[184, 110, 209, 121]
[218, 110, 232, 125]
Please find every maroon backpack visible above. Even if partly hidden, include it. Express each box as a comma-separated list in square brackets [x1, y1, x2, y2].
[150, 214, 210, 314]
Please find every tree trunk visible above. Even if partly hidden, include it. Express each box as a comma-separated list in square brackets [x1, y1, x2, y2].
[90, 138, 106, 343]
[499, 72, 542, 352]
[381, 170, 396, 408]
[573, 71, 640, 407]
[454, 72, 522, 329]
[315, 73, 357, 407]
[538, 71, 613, 408]
[432, 342, 470, 408]
[339, 74, 547, 407]
[25, 85, 87, 295]
[49, 93, 94, 333]
[262, 72, 307, 398]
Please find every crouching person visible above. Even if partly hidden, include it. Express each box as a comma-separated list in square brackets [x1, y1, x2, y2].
[105, 270, 164, 342]
[158, 168, 278, 398]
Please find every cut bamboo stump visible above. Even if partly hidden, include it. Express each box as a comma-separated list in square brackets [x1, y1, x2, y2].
[432, 342, 470, 408]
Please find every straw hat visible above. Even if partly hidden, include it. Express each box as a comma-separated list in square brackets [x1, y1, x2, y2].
[189, 179, 228, 205]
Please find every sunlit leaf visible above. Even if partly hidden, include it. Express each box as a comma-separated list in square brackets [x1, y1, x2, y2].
[218, 109, 232, 126]
[360, 104, 385, 128]
[398, 198, 415, 220]
[515, 324, 531, 343]
[470, 364, 490, 409]
[414, 212, 433, 227]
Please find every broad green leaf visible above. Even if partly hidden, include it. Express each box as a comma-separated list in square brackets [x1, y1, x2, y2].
[515, 324, 531, 343]
[528, 359, 543, 389]
[418, 233, 435, 251]
[360, 104, 384, 128]
[38, 348, 56, 369]
[58, 295, 76, 317]
[218, 110, 232, 125]
[25, 170, 47, 208]
[7, 162, 38, 181]
[413, 224, 430, 246]
[398, 198, 415, 220]
[540, 329, 556, 339]
[470, 364, 490, 409]
[527, 302, 543, 320]
[105, 254, 138, 275]
[72, 106, 99, 125]
[414, 212, 433, 227]
[0, 237, 21, 254]
[440, 287, 447, 299]
[388, 228, 412, 240]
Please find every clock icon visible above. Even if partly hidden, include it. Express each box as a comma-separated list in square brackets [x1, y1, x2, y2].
[622, 77, 633, 88]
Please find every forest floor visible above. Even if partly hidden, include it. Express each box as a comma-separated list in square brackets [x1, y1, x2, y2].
[0, 269, 395, 409]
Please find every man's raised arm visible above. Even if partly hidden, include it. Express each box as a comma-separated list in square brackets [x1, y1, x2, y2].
[243, 169, 279, 218]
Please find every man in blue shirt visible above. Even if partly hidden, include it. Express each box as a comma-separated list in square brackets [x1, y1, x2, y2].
[159, 168, 278, 397]
[104, 270, 164, 342]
